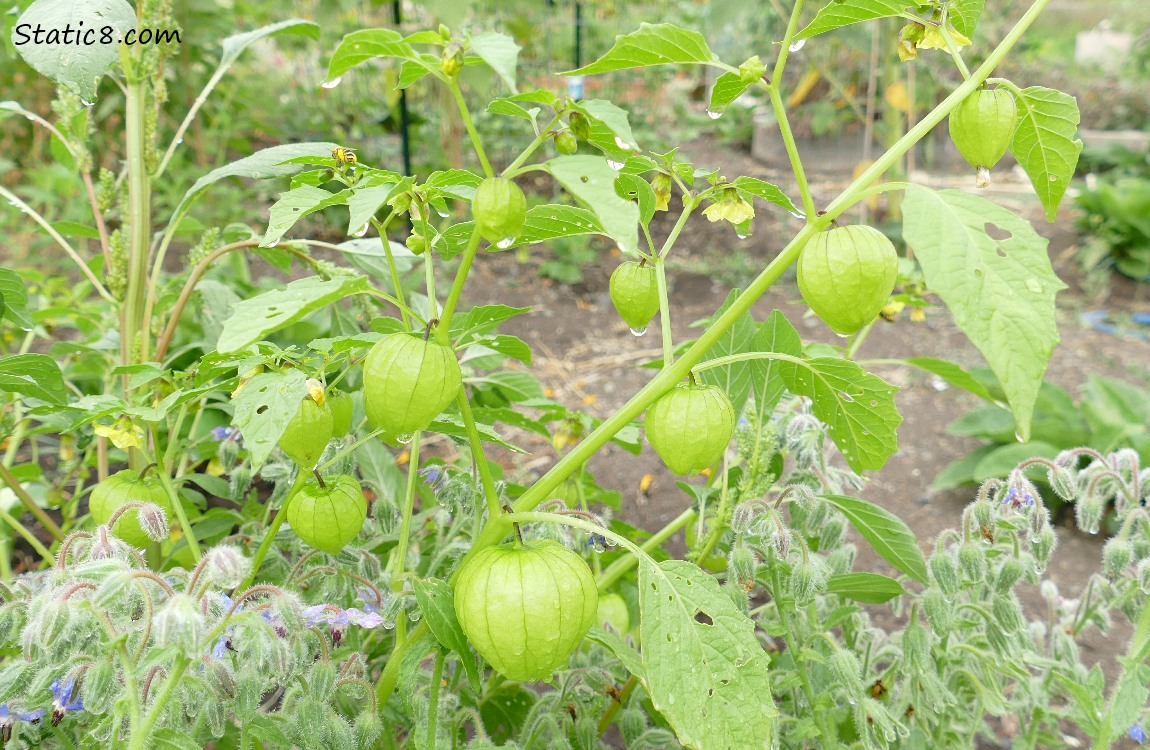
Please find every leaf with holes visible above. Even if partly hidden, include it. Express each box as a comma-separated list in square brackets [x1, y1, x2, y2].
[796, 0, 917, 40]
[217, 275, 370, 353]
[903, 187, 1066, 441]
[1011, 86, 1083, 222]
[820, 494, 928, 584]
[12, 0, 135, 101]
[640, 558, 776, 749]
[0, 354, 66, 405]
[262, 186, 352, 246]
[773, 356, 901, 472]
[231, 370, 308, 470]
[566, 23, 716, 75]
[544, 156, 639, 254]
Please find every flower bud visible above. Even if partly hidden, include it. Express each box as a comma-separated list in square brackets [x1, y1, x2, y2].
[1133, 536, 1150, 562]
[92, 568, 135, 610]
[575, 717, 598, 749]
[229, 465, 252, 502]
[789, 557, 827, 603]
[995, 557, 1026, 593]
[202, 546, 251, 590]
[205, 660, 236, 699]
[728, 546, 758, 590]
[820, 517, 846, 548]
[992, 593, 1025, 634]
[568, 111, 591, 141]
[1075, 494, 1104, 535]
[82, 658, 118, 714]
[154, 594, 205, 659]
[1138, 559, 1150, 595]
[38, 598, 70, 649]
[1103, 538, 1133, 580]
[138, 503, 169, 543]
[929, 551, 961, 596]
[1032, 526, 1057, 567]
[235, 671, 263, 720]
[354, 711, 383, 748]
[554, 130, 578, 155]
[326, 713, 355, 747]
[310, 660, 338, 701]
[1048, 465, 1078, 502]
[738, 55, 767, 83]
[724, 580, 750, 615]
[618, 707, 647, 745]
[405, 233, 428, 256]
[440, 41, 464, 76]
[902, 619, 931, 667]
[828, 648, 864, 696]
[972, 499, 995, 540]
[219, 437, 240, 471]
[922, 588, 955, 637]
[826, 543, 856, 576]
[957, 542, 986, 584]
[651, 172, 672, 211]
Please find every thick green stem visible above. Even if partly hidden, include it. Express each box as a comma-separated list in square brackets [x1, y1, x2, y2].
[387, 433, 421, 581]
[123, 80, 152, 367]
[450, 82, 494, 178]
[503, 112, 564, 178]
[654, 257, 674, 366]
[777, 595, 840, 748]
[454, 392, 502, 520]
[374, 217, 410, 329]
[439, 227, 483, 333]
[426, 649, 446, 750]
[238, 471, 309, 590]
[130, 657, 190, 750]
[154, 466, 201, 563]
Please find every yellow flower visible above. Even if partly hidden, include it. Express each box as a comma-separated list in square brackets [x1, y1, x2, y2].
[94, 420, 145, 451]
[703, 190, 755, 225]
[919, 24, 971, 51]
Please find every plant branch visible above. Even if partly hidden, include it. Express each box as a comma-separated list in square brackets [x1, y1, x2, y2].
[450, 81, 494, 177]
[0, 461, 64, 542]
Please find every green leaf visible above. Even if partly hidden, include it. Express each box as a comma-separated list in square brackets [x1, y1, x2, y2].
[586, 625, 645, 679]
[733, 176, 801, 217]
[174, 142, 338, 219]
[0, 268, 33, 330]
[796, 0, 916, 40]
[1108, 665, 1150, 740]
[751, 311, 802, 422]
[1011, 86, 1083, 222]
[335, 239, 416, 280]
[775, 356, 901, 472]
[544, 156, 639, 254]
[698, 290, 756, 417]
[639, 559, 777, 749]
[470, 334, 532, 365]
[575, 99, 639, 152]
[440, 205, 604, 258]
[261, 185, 351, 246]
[451, 305, 531, 338]
[903, 187, 1067, 441]
[709, 72, 751, 114]
[825, 572, 907, 604]
[12, 0, 135, 101]
[412, 578, 482, 692]
[905, 356, 998, 404]
[231, 370, 308, 471]
[0, 354, 66, 404]
[469, 31, 520, 93]
[949, 0, 986, 39]
[150, 729, 202, 750]
[567, 23, 716, 75]
[326, 29, 418, 82]
[820, 494, 928, 583]
[346, 181, 398, 234]
[932, 445, 996, 490]
[479, 683, 536, 744]
[219, 20, 318, 70]
[217, 275, 370, 353]
[972, 441, 1059, 481]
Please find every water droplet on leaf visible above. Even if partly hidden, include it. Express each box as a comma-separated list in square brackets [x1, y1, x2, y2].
[496, 237, 514, 249]
[396, 432, 415, 445]
[321, 77, 342, 89]
[614, 136, 632, 150]
[629, 326, 648, 337]
[789, 39, 807, 52]
[607, 159, 624, 171]
[352, 225, 368, 237]
[705, 108, 723, 120]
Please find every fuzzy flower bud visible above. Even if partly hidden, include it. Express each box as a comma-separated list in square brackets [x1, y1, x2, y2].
[1032, 526, 1057, 567]
[789, 557, 827, 603]
[38, 598, 70, 649]
[554, 130, 578, 155]
[826, 543, 856, 576]
[957, 542, 987, 583]
[902, 618, 932, 668]
[995, 557, 1026, 593]
[1138, 559, 1150, 595]
[354, 711, 383, 748]
[82, 658, 117, 714]
[138, 503, 170, 543]
[728, 545, 758, 591]
[929, 551, 961, 596]
[202, 546, 252, 590]
[738, 55, 767, 83]
[309, 660, 338, 701]
[1075, 494, 1105, 535]
[1103, 538, 1134, 580]
[922, 588, 955, 637]
[828, 648, 864, 696]
[1048, 465, 1078, 502]
[992, 593, 1025, 634]
[154, 594, 204, 659]
[619, 707, 647, 745]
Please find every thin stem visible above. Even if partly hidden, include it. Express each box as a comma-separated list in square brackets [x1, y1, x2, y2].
[844, 320, 874, 360]
[438, 226, 483, 333]
[940, 15, 973, 80]
[450, 82, 494, 177]
[776, 593, 840, 748]
[690, 453, 731, 564]
[454, 391, 502, 521]
[152, 461, 201, 563]
[129, 657, 190, 750]
[0, 187, 115, 303]
[388, 433, 422, 581]
[596, 675, 638, 736]
[237, 470, 310, 590]
[762, 0, 816, 220]
[503, 111, 564, 178]
[0, 462, 64, 541]
[0, 507, 55, 565]
[596, 508, 696, 591]
[654, 256, 674, 367]
[507, 512, 645, 559]
[426, 649, 446, 750]
[81, 171, 113, 267]
[373, 215, 410, 329]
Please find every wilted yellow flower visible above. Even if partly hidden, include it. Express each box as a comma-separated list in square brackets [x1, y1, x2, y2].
[703, 189, 754, 225]
[651, 173, 672, 211]
[919, 24, 971, 51]
[94, 419, 145, 451]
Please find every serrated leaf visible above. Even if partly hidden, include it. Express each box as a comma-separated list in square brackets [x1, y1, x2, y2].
[544, 156, 638, 254]
[262, 186, 351, 246]
[949, 0, 986, 39]
[469, 31, 519, 93]
[231, 370, 308, 470]
[413, 578, 481, 692]
[326, 29, 417, 81]
[733, 176, 801, 216]
[825, 572, 907, 603]
[575, 99, 639, 152]
[775, 356, 901, 472]
[175, 142, 338, 219]
[709, 72, 751, 114]
[451, 305, 530, 337]
[12, 0, 135, 101]
[567, 23, 716, 75]
[217, 275, 370, 353]
[640, 559, 776, 749]
[1011, 86, 1083, 222]
[903, 187, 1066, 441]
[698, 290, 756, 417]
[0, 354, 66, 404]
[0, 269, 33, 330]
[751, 310, 802, 423]
[796, 0, 917, 40]
[820, 494, 928, 583]
[469, 334, 532, 365]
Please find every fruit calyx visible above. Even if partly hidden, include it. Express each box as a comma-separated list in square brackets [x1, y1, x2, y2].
[796, 224, 898, 336]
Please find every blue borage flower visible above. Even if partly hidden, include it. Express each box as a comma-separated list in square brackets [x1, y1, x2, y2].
[211, 593, 282, 659]
[303, 604, 385, 646]
[0, 704, 46, 742]
[210, 426, 240, 443]
[419, 464, 449, 491]
[49, 677, 83, 726]
[1131, 724, 1146, 744]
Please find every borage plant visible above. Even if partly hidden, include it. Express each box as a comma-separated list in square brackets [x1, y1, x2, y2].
[3, 0, 1126, 748]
